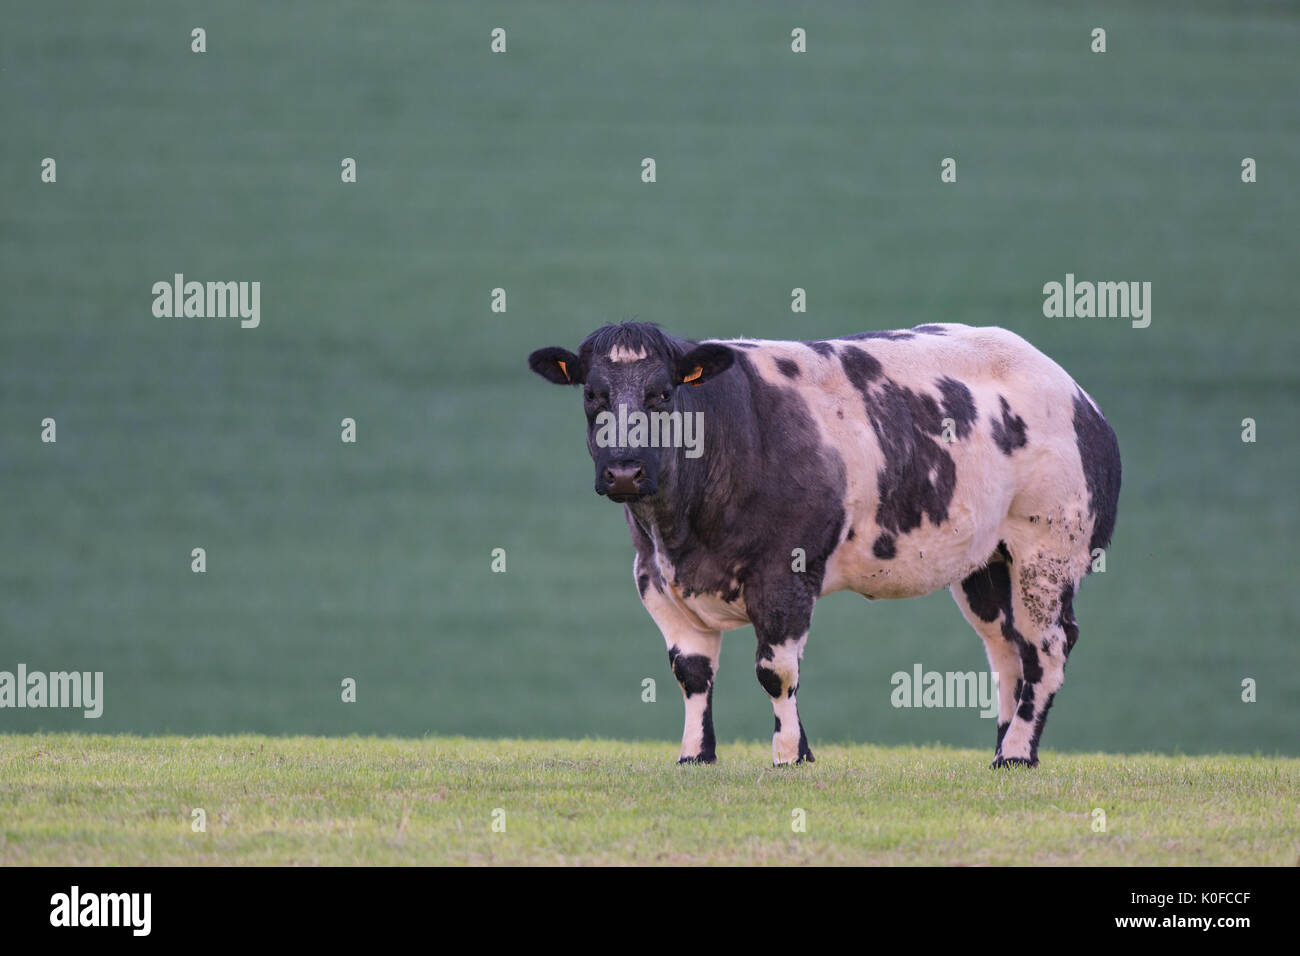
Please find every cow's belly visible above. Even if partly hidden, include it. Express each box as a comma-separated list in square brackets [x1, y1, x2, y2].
[823, 508, 998, 600]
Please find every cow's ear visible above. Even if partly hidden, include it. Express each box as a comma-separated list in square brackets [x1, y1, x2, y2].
[528, 347, 583, 385]
[673, 344, 734, 388]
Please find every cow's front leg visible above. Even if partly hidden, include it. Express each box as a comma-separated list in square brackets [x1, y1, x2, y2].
[755, 631, 813, 765]
[631, 521, 723, 764]
[665, 631, 722, 763]
[650, 613, 721, 764]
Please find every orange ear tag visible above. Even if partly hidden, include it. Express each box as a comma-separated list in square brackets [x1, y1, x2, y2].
[557, 360, 569, 381]
[684, 366, 703, 386]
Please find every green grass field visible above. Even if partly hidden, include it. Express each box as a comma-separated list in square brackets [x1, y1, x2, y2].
[3, 734, 1296, 865]
[1, 1, 1297, 767]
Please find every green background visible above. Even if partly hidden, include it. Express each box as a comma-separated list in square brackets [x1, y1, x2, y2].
[2, 2, 1296, 755]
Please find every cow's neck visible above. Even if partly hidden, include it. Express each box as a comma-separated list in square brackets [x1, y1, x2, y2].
[627, 468, 699, 555]
[626, 373, 758, 558]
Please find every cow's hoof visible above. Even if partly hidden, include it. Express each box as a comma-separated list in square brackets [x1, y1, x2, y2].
[678, 753, 717, 765]
[990, 755, 1038, 769]
[772, 752, 814, 767]
[773, 725, 815, 766]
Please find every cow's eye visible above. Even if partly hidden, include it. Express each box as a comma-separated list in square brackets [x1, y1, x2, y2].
[648, 391, 670, 405]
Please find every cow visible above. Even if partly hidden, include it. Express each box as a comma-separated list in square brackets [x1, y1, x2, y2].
[528, 322, 1120, 768]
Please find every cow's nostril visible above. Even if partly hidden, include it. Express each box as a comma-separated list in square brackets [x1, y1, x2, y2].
[603, 469, 615, 485]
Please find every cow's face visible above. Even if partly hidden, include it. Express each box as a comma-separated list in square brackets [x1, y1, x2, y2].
[529, 337, 734, 502]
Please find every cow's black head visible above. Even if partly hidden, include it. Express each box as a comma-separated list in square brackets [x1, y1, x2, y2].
[529, 322, 734, 502]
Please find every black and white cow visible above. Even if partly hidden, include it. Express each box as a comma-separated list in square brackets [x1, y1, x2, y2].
[529, 322, 1120, 767]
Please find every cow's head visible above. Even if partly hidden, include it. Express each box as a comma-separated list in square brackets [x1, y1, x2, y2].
[529, 323, 734, 502]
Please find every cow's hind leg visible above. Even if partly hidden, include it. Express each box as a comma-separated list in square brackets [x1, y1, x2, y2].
[992, 535, 1089, 767]
[951, 542, 1023, 759]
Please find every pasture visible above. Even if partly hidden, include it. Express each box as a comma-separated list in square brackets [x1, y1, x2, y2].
[3, 734, 1297, 866]
[1, 1, 1297, 869]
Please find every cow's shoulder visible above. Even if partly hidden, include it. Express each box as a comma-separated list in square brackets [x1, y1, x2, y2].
[703, 336, 848, 391]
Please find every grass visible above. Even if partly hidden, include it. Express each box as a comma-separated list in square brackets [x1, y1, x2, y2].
[2, 734, 1297, 866]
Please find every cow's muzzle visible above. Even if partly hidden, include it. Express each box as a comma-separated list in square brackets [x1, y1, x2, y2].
[601, 461, 650, 501]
